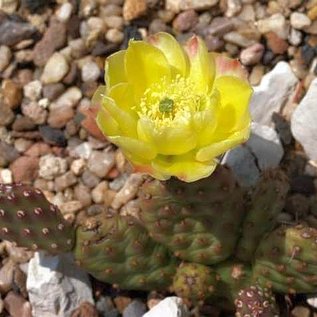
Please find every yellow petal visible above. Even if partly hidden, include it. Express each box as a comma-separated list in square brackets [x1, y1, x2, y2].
[214, 76, 252, 133]
[105, 50, 127, 90]
[137, 118, 197, 155]
[108, 83, 135, 114]
[92, 85, 106, 106]
[102, 96, 138, 138]
[125, 40, 172, 100]
[212, 53, 248, 81]
[108, 136, 157, 161]
[96, 107, 120, 137]
[147, 32, 188, 77]
[196, 127, 250, 162]
[152, 153, 217, 182]
[184, 35, 215, 94]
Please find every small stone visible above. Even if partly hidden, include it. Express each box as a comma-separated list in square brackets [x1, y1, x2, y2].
[71, 302, 99, 317]
[249, 65, 265, 86]
[0, 45, 11, 72]
[71, 158, 86, 176]
[21, 101, 47, 125]
[143, 297, 189, 317]
[39, 125, 67, 147]
[104, 16, 124, 29]
[173, 10, 198, 32]
[51, 87, 82, 109]
[10, 156, 39, 182]
[114, 296, 132, 314]
[0, 0, 18, 13]
[0, 260, 15, 294]
[55, 171, 77, 191]
[96, 296, 119, 317]
[288, 28, 302, 46]
[0, 168, 12, 183]
[123, 300, 146, 317]
[27, 252, 94, 317]
[291, 306, 310, 317]
[240, 43, 264, 66]
[250, 61, 298, 126]
[4, 291, 32, 317]
[43, 83, 65, 101]
[81, 61, 100, 82]
[91, 181, 108, 204]
[48, 107, 74, 129]
[72, 142, 93, 160]
[23, 80, 42, 101]
[291, 78, 317, 161]
[290, 12, 311, 30]
[41, 53, 69, 84]
[2, 79, 22, 109]
[60, 200, 83, 214]
[257, 13, 289, 39]
[265, 31, 288, 55]
[12, 115, 35, 131]
[105, 28, 124, 44]
[81, 169, 100, 188]
[87, 150, 115, 178]
[74, 183, 92, 207]
[0, 103, 14, 126]
[33, 19, 67, 66]
[0, 12, 37, 46]
[166, 0, 218, 12]
[56, 3, 73, 23]
[225, 0, 242, 17]
[123, 0, 147, 21]
[223, 31, 256, 47]
[38, 154, 67, 180]
[205, 17, 234, 37]
[111, 173, 144, 209]
[308, 6, 317, 21]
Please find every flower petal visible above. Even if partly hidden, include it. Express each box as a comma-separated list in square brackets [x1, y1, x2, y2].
[196, 127, 250, 162]
[152, 153, 217, 182]
[105, 50, 127, 90]
[137, 118, 197, 155]
[108, 136, 157, 161]
[102, 96, 138, 138]
[184, 35, 215, 94]
[125, 40, 172, 100]
[147, 32, 189, 77]
[108, 83, 135, 114]
[212, 53, 248, 81]
[214, 76, 252, 133]
[96, 107, 120, 137]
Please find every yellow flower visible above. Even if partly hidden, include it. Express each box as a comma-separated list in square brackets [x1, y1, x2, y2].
[93, 32, 252, 182]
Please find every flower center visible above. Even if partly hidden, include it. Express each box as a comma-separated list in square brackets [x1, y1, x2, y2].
[138, 75, 206, 127]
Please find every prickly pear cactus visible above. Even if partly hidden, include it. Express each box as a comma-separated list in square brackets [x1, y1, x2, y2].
[138, 166, 246, 265]
[253, 223, 317, 293]
[235, 170, 289, 261]
[234, 284, 279, 317]
[0, 183, 74, 254]
[73, 212, 178, 290]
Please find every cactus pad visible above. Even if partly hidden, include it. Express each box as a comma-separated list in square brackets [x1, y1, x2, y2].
[0, 183, 75, 254]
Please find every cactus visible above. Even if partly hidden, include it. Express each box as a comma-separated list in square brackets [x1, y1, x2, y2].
[138, 166, 246, 265]
[234, 284, 279, 317]
[0, 183, 74, 254]
[73, 212, 178, 290]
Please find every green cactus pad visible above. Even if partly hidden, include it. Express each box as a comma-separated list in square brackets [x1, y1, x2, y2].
[0, 183, 75, 254]
[173, 262, 218, 303]
[139, 166, 245, 265]
[74, 212, 178, 290]
[253, 223, 317, 293]
[235, 169, 289, 262]
[234, 284, 279, 317]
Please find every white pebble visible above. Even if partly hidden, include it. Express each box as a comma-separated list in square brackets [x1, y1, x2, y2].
[290, 12, 311, 30]
[41, 53, 69, 84]
[23, 80, 42, 101]
[81, 61, 100, 82]
[105, 28, 124, 43]
[56, 2, 73, 23]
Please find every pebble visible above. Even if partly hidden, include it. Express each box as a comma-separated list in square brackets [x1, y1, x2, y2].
[41, 52, 69, 84]
[143, 297, 189, 317]
[72, 142, 93, 160]
[250, 61, 298, 126]
[166, 0, 218, 12]
[4, 291, 32, 317]
[56, 2, 73, 23]
[225, 0, 242, 17]
[0, 0, 18, 13]
[10, 156, 39, 182]
[55, 171, 78, 191]
[71, 158, 86, 176]
[60, 200, 83, 214]
[71, 302, 99, 317]
[91, 181, 108, 204]
[27, 252, 94, 317]
[105, 28, 124, 44]
[291, 78, 317, 161]
[290, 12, 312, 30]
[96, 296, 119, 317]
[0, 102, 14, 126]
[51, 87, 82, 109]
[223, 31, 256, 47]
[74, 183, 92, 207]
[0, 168, 12, 183]
[291, 306, 310, 317]
[123, 0, 147, 21]
[111, 173, 144, 209]
[39, 125, 67, 147]
[2, 79, 22, 109]
[288, 28, 302, 46]
[257, 13, 289, 39]
[81, 169, 100, 188]
[0, 260, 15, 294]
[23, 80, 42, 101]
[173, 9, 198, 32]
[38, 154, 68, 180]
[81, 61, 100, 82]
[33, 19, 67, 66]
[104, 16, 124, 29]
[123, 300, 146, 317]
[265, 31, 289, 55]
[48, 107, 75, 129]
[87, 150, 115, 178]
[0, 11, 37, 46]
[240, 43, 264, 65]
[21, 101, 47, 125]
[43, 83, 65, 101]
[0, 45, 11, 72]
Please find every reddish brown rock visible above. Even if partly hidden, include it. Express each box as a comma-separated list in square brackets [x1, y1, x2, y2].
[4, 291, 32, 317]
[71, 302, 99, 317]
[173, 9, 198, 32]
[25, 142, 51, 157]
[1, 79, 22, 109]
[48, 107, 74, 128]
[265, 31, 289, 54]
[33, 19, 67, 66]
[10, 155, 39, 182]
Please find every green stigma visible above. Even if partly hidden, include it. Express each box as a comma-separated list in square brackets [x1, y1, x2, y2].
[159, 97, 174, 113]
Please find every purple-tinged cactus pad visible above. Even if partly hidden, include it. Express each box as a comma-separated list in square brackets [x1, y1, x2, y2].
[0, 183, 75, 254]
